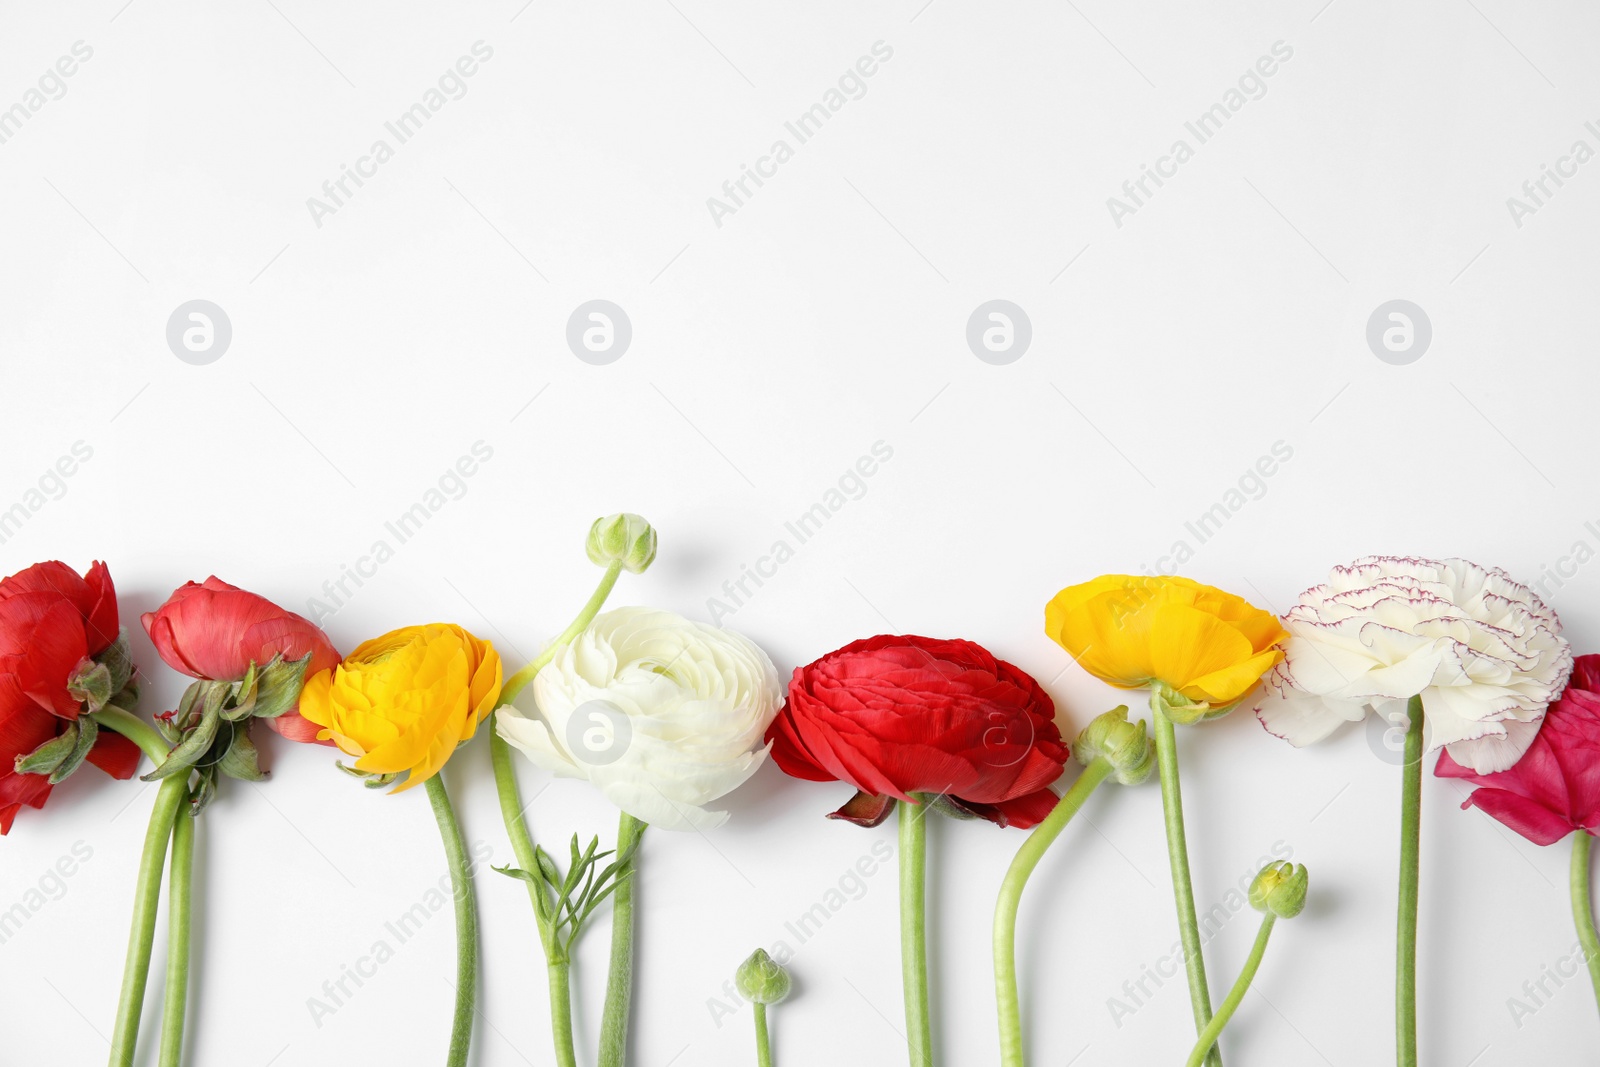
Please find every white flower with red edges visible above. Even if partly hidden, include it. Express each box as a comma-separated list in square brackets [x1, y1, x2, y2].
[1254, 556, 1571, 773]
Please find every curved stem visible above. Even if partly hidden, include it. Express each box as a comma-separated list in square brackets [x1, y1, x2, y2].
[1396, 695, 1423, 1067]
[598, 812, 646, 1067]
[899, 798, 933, 1067]
[753, 1002, 772, 1067]
[501, 560, 623, 706]
[427, 775, 478, 1067]
[92, 705, 170, 765]
[158, 802, 196, 1067]
[1571, 831, 1600, 1022]
[1152, 705, 1220, 1067]
[108, 773, 189, 1067]
[994, 758, 1113, 1067]
[1185, 914, 1277, 1067]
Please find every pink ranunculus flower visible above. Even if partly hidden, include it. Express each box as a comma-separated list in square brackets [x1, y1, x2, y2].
[1436, 653, 1600, 845]
[141, 577, 339, 743]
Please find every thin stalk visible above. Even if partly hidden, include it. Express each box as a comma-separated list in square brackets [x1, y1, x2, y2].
[489, 557, 626, 1067]
[994, 759, 1114, 1067]
[1185, 914, 1277, 1067]
[490, 726, 575, 1067]
[1572, 831, 1600, 1021]
[92, 704, 170, 764]
[427, 775, 478, 1067]
[501, 559, 623, 705]
[158, 802, 196, 1067]
[1152, 705, 1220, 1067]
[753, 1002, 772, 1067]
[900, 798, 932, 1067]
[598, 812, 646, 1067]
[108, 773, 189, 1067]
[1396, 695, 1423, 1067]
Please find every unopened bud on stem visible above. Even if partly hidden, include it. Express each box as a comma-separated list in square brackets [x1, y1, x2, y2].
[1071, 706, 1154, 785]
[1249, 860, 1309, 919]
[586, 513, 657, 574]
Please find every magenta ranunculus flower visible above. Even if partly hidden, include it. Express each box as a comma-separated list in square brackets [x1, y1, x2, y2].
[1436, 653, 1600, 844]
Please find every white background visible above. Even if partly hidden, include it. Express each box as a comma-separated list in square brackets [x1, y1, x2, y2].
[1, 1, 1596, 1064]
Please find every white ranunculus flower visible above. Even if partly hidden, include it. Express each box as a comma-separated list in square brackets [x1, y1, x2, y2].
[496, 606, 782, 831]
[1254, 556, 1572, 773]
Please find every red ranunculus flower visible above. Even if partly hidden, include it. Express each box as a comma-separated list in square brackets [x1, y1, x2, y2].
[1436, 653, 1600, 845]
[142, 577, 340, 744]
[0, 561, 140, 833]
[766, 635, 1068, 828]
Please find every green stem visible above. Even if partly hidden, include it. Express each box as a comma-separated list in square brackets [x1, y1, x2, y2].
[92, 705, 170, 765]
[427, 775, 478, 1067]
[158, 801, 195, 1067]
[1572, 831, 1600, 1023]
[753, 1002, 772, 1067]
[490, 726, 575, 1067]
[501, 559, 623, 706]
[899, 798, 933, 1067]
[1185, 914, 1277, 1067]
[490, 558, 626, 1067]
[1396, 695, 1423, 1067]
[1152, 706, 1220, 1067]
[598, 812, 646, 1067]
[108, 773, 189, 1067]
[994, 758, 1113, 1067]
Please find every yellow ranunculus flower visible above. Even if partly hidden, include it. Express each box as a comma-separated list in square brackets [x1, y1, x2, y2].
[1045, 575, 1286, 709]
[298, 623, 502, 791]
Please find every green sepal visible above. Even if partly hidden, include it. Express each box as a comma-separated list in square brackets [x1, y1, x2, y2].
[66, 659, 113, 714]
[252, 653, 313, 720]
[144, 683, 227, 781]
[15, 724, 80, 777]
[218, 723, 267, 781]
[189, 768, 218, 815]
[98, 631, 135, 697]
[221, 661, 260, 722]
[49, 715, 99, 784]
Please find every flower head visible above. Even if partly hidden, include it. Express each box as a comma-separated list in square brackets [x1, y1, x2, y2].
[735, 948, 792, 1005]
[1435, 653, 1600, 844]
[1249, 860, 1309, 919]
[497, 607, 780, 831]
[299, 624, 501, 791]
[1045, 575, 1286, 722]
[766, 635, 1068, 829]
[142, 577, 340, 743]
[0, 560, 139, 833]
[1255, 556, 1571, 773]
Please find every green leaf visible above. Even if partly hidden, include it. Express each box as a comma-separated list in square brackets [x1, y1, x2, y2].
[48, 715, 99, 784]
[99, 631, 135, 695]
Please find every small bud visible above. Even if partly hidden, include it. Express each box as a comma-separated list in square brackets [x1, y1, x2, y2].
[1071, 706, 1154, 785]
[586, 513, 657, 574]
[735, 948, 791, 1005]
[1249, 860, 1309, 919]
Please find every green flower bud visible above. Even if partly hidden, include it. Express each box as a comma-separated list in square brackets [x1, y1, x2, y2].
[735, 948, 791, 1005]
[1071, 706, 1154, 785]
[586, 513, 657, 574]
[1249, 860, 1309, 919]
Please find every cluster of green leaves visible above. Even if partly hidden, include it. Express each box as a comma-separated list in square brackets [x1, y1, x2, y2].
[497, 833, 641, 964]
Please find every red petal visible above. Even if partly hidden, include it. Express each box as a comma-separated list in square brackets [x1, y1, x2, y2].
[86, 728, 142, 779]
[1463, 787, 1577, 846]
[266, 710, 333, 745]
[0, 595, 88, 717]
